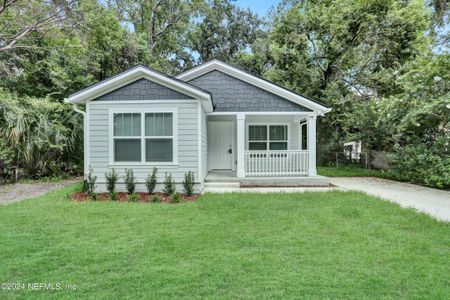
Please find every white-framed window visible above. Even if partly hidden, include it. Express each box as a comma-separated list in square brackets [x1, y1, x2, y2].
[110, 109, 177, 164]
[248, 124, 288, 150]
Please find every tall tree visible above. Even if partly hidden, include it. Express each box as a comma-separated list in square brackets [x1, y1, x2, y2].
[0, 0, 77, 52]
[267, 0, 431, 152]
[187, 0, 264, 64]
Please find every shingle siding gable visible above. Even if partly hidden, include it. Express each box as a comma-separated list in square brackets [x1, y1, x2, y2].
[93, 78, 194, 101]
[187, 70, 311, 112]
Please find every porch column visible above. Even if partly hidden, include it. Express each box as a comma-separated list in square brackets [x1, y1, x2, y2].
[307, 114, 317, 176]
[236, 113, 246, 177]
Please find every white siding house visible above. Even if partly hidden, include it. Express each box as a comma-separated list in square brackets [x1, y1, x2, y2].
[66, 60, 331, 192]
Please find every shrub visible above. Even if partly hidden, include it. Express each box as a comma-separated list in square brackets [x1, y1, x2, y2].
[163, 173, 175, 195]
[151, 194, 161, 203]
[90, 192, 98, 201]
[110, 191, 118, 201]
[128, 193, 138, 202]
[388, 139, 450, 189]
[171, 192, 182, 203]
[105, 168, 118, 193]
[145, 167, 158, 194]
[124, 169, 136, 194]
[0, 89, 83, 178]
[86, 167, 97, 195]
[182, 171, 195, 196]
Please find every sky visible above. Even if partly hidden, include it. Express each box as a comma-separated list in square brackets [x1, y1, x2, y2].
[234, 0, 280, 16]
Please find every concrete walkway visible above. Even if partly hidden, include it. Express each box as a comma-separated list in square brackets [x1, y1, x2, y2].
[330, 177, 450, 222]
[0, 177, 81, 205]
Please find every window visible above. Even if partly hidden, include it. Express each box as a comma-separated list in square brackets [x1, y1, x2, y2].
[300, 122, 307, 150]
[112, 111, 175, 163]
[248, 125, 288, 150]
[145, 113, 173, 162]
[113, 113, 141, 162]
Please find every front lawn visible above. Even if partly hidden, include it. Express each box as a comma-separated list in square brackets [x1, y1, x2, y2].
[318, 165, 390, 178]
[0, 184, 448, 299]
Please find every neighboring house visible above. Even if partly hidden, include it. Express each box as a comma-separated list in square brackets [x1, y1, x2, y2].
[66, 60, 331, 192]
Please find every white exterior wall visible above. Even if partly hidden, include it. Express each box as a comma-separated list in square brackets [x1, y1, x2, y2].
[88, 101, 201, 193]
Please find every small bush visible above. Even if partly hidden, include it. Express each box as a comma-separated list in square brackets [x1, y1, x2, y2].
[86, 167, 97, 195]
[145, 167, 158, 194]
[151, 194, 161, 203]
[110, 191, 118, 201]
[105, 168, 118, 193]
[182, 171, 195, 196]
[171, 192, 182, 203]
[90, 192, 98, 201]
[163, 173, 175, 195]
[124, 169, 136, 194]
[128, 193, 138, 202]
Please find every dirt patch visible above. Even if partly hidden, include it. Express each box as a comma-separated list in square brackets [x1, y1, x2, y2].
[0, 177, 81, 205]
[71, 192, 200, 203]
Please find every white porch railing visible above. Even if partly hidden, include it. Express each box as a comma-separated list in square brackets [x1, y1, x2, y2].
[244, 150, 309, 177]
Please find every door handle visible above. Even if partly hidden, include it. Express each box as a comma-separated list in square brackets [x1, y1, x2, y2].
[228, 148, 232, 154]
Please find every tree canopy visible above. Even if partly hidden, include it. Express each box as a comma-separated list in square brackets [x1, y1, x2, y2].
[0, 0, 448, 188]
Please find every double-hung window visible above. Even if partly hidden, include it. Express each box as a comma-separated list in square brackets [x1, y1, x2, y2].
[248, 125, 288, 150]
[112, 111, 175, 163]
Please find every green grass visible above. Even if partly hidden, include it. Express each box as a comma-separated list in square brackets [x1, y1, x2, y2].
[318, 165, 390, 178]
[0, 184, 449, 299]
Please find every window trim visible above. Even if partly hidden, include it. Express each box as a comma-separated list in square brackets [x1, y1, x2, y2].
[246, 123, 290, 151]
[109, 108, 178, 166]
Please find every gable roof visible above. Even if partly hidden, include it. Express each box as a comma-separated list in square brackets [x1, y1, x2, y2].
[176, 59, 331, 115]
[65, 65, 213, 111]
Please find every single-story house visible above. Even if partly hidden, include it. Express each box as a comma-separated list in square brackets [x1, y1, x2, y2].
[66, 60, 331, 192]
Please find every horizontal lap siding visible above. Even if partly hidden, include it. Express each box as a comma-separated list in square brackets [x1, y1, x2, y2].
[88, 102, 200, 193]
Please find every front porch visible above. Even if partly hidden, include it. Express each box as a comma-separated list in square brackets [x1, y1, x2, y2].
[207, 112, 320, 179]
[205, 170, 330, 187]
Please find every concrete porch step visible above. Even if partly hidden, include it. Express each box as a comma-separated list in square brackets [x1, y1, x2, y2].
[204, 182, 241, 189]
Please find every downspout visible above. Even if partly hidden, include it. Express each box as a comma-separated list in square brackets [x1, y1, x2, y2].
[72, 103, 85, 116]
[68, 101, 88, 179]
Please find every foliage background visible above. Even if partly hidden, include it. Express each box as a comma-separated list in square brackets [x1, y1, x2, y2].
[0, 0, 448, 188]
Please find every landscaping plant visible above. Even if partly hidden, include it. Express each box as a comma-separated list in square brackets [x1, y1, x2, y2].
[171, 192, 181, 203]
[105, 168, 118, 193]
[182, 171, 195, 196]
[151, 194, 161, 203]
[124, 169, 136, 194]
[145, 167, 158, 194]
[128, 193, 138, 202]
[163, 173, 175, 195]
[90, 192, 98, 201]
[85, 167, 97, 195]
[110, 191, 118, 201]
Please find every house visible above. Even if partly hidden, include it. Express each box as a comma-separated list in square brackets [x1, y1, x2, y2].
[66, 60, 332, 192]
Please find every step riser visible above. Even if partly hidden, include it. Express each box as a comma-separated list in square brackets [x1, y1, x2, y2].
[204, 182, 240, 189]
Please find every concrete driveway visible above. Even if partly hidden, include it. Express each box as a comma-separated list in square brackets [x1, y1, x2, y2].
[330, 177, 450, 222]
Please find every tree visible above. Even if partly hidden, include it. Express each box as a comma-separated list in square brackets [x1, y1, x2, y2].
[187, 0, 264, 64]
[0, 0, 77, 52]
[267, 0, 431, 152]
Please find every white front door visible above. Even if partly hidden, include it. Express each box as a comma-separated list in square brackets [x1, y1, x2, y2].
[208, 122, 234, 169]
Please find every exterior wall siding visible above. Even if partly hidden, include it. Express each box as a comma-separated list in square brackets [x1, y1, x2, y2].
[93, 78, 193, 101]
[88, 101, 201, 193]
[188, 70, 312, 112]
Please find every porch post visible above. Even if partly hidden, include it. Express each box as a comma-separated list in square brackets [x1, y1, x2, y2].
[236, 113, 246, 177]
[307, 114, 317, 176]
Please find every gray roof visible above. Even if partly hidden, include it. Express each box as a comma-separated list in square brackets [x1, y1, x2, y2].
[188, 70, 312, 112]
[93, 78, 193, 101]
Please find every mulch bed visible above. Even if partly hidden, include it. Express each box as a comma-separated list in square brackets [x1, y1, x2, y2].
[71, 192, 200, 203]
